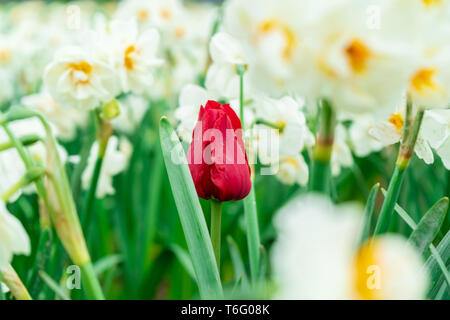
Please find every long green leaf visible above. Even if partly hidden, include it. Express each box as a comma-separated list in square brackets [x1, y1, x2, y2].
[425, 230, 450, 297]
[93, 255, 123, 276]
[39, 271, 70, 300]
[243, 186, 260, 283]
[159, 117, 222, 299]
[391, 199, 450, 290]
[227, 236, 249, 291]
[359, 183, 379, 245]
[169, 244, 196, 281]
[409, 197, 449, 254]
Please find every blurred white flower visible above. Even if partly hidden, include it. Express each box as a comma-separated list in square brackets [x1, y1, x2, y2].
[44, 46, 120, 109]
[331, 124, 354, 176]
[254, 96, 310, 163]
[272, 194, 429, 299]
[21, 90, 87, 141]
[113, 94, 150, 134]
[103, 19, 163, 94]
[206, 32, 249, 99]
[82, 136, 132, 198]
[0, 200, 30, 267]
[348, 116, 384, 157]
[275, 155, 309, 187]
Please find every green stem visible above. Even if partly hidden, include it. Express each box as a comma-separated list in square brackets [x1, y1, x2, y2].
[210, 200, 222, 272]
[374, 109, 425, 236]
[237, 64, 246, 123]
[0, 273, 5, 300]
[244, 186, 260, 282]
[81, 156, 104, 230]
[310, 99, 335, 194]
[0, 134, 41, 152]
[80, 262, 105, 300]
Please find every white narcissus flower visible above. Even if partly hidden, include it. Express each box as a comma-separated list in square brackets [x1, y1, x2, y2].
[275, 155, 309, 187]
[272, 194, 429, 300]
[0, 200, 30, 267]
[21, 90, 87, 141]
[113, 94, 149, 134]
[349, 116, 384, 157]
[206, 32, 249, 99]
[331, 124, 353, 176]
[82, 136, 132, 198]
[105, 19, 163, 94]
[44, 46, 120, 110]
[370, 104, 450, 168]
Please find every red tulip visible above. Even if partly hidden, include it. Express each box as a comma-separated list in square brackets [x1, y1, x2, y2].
[187, 100, 251, 202]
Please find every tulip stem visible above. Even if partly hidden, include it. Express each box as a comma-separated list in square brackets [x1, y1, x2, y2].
[311, 99, 335, 194]
[210, 200, 222, 272]
[374, 107, 425, 236]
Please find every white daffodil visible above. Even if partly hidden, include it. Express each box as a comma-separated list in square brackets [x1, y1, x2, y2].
[82, 136, 132, 198]
[254, 96, 310, 164]
[272, 194, 429, 300]
[21, 90, 87, 141]
[222, 0, 312, 97]
[205, 32, 249, 99]
[349, 116, 384, 157]
[113, 94, 149, 134]
[104, 19, 163, 94]
[369, 103, 450, 167]
[331, 124, 353, 176]
[44, 46, 120, 110]
[275, 155, 309, 187]
[0, 200, 30, 267]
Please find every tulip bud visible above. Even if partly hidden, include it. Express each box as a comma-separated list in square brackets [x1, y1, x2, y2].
[187, 100, 251, 202]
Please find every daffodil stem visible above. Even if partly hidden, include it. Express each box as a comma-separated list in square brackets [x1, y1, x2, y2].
[81, 109, 111, 232]
[0, 134, 41, 152]
[237, 64, 261, 284]
[210, 200, 222, 273]
[0, 265, 32, 300]
[81, 156, 104, 230]
[80, 261, 105, 300]
[311, 99, 335, 194]
[374, 109, 425, 236]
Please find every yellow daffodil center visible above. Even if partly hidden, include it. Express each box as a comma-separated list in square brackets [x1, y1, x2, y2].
[175, 26, 186, 39]
[346, 39, 372, 74]
[0, 49, 11, 64]
[422, 0, 442, 7]
[388, 113, 404, 131]
[283, 157, 300, 169]
[137, 9, 149, 21]
[124, 45, 137, 70]
[160, 8, 172, 20]
[353, 241, 381, 300]
[275, 119, 287, 132]
[68, 61, 92, 85]
[410, 68, 439, 93]
[259, 19, 298, 61]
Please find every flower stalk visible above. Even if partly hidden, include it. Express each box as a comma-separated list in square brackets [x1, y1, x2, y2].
[311, 99, 336, 194]
[374, 104, 425, 236]
[238, 64, 261, 283]
[0, 264, 32, 300]
[3, 108, 105, 300]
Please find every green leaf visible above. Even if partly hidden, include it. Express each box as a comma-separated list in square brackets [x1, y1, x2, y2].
[93, 255, 123, 276]
[39, 271, 70, 300]
[243, 186, 260, 283]
[359, 183, 379, 245]
[169, 244, 196, 281]
[409, 197, 449, 254]
[425, 230, 450, 297]
[159, 117, 222, 299]
[391, 199, 450, 291]
[227, 236, 249, 291]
